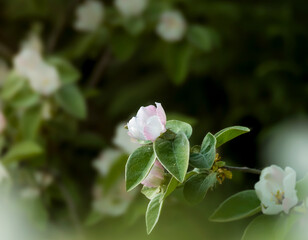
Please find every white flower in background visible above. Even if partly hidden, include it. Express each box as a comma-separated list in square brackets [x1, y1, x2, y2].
[21, 33, 43, 53]
[27, 62, 60, 96]
[0, 59, 9, 86]
[20, 187, 40, 199]
[261, 119, 308, 179]
[92, 179, 137, 216]
[0, 163, 9, 183]
[13, 48, 42, 77]
[113, 122, 139, 154]
[127, 102, 166, 142]
[156, 10, 187, 42]
[255, 165, 298, 215]
[93, 149, 122, 176]
[115, 0, 148, 18]
[74, 0, 104, 32]
[141, 161, 165, 188]
[34, 172, 53, 188]
[0, 111, 6, 134]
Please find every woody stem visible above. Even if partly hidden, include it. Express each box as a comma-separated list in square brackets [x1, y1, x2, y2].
[224, 166, 261, 175]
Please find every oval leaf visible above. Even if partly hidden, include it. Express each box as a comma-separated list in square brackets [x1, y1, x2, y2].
[55, 84, 87, 119]
[163, 177, 179, 200]
[154, 132, 189, 182]
[146, 193, 164, 234]
[210, 190, 261, 222]
[1, 72, 26, 100]
[215, 126, 250, 148]
[187, 25, 214, 52]
[183, 172, 217, 204]
[125, 145, 156, 191]
[166, 120, 193, 138]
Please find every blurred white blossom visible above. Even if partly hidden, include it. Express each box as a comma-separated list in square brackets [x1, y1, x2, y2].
[261, 119, 308, 178]
[13, 35, 60, 96]
[21, 33, 43, 53]
[115, 0, 148, 17]
[156, 10, 186, 42]
[92, 149, 122, 177]
[34, 171, 53, 188]
[74, 0, 104, 32]
[20, 187, 40, 199]
[92, 179, 137, 216]
[113, 122, 139, 154]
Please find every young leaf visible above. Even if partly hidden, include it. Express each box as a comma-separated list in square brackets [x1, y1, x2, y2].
[47, 57, 80, 84]
[154, 132, 190, 182]
[146, 193, 164, 234]
[215, 126, 250, 148]
[55, 84, 87, 119]
[141, 186, 161, 200]
[183, 172, 217, 204]
[125, 145, 156, 191]
[296, 173, 308, 200]
[2, 141, 43, 165]
[163, 177, 179, 200]
[166, 120, 193, 138]
[190, 133, 216, 169]
[209, 190, 261, 222]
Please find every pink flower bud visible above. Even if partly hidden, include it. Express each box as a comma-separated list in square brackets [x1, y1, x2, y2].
[127, 102, 166, 142]
[141, 161, 165, 188]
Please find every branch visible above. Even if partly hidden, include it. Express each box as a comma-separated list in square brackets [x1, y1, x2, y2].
[224, 166, 261, 175]
[88, 49, 112, 87]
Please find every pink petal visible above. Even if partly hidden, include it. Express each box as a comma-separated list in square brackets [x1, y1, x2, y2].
[155, 102, 166, 126]
[136, 105, 156, 123]
[143, 116, 165, 141]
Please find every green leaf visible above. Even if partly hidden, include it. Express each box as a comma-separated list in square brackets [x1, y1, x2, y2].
[190, 133, 216, 169]
[242, 214, 298, 240]
[164, 44, 192, 85]
[183, 172, 217, 204]
[47, 57, 80, 84]
[154, 132, 190, 182]
[84, 210, 104, 226]
[166, 120, 193, 138]
[146, 193, 164, 234]
[111, 33, 138, 61]
[215, 126, 250, 148]
[209, 190, 261, 222]
[163, 177, 179, 200]
[1, 72, 26, 100]
[19, 106, 42, 140]
[2, 141, 43, 165]
[187, 25, 215, 52]
[141, 186, 161, 200]
[10, 88, 40, 109]
[55, 84, 87, 119]
[296, 173, 308, 200]
[125, 145, 156, 191]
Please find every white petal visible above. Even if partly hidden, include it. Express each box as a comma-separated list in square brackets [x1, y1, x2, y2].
[143, 116, 165, 141]
[127, 117, 146, 140]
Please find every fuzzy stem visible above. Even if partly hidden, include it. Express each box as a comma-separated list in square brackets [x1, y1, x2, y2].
[224, 166, 261, 175]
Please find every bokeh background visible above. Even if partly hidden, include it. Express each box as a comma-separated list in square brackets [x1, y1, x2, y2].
[0, 0, 308, 239]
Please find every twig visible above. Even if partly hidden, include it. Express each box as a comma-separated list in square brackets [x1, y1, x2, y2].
[88, 49, 112, 87]
[224, 166, 261, 175]
[57, 181, 85, 238]
[47, 0, 81, 53]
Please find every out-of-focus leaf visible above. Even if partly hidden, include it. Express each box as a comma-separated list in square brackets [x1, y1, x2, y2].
[123, 18, 145, 36]
[55, 84, 87, 119]
[2, 141, 43, 165]
[164, 44, 192, 85]
[111, 33, 138, 61]
[296, 173, 308, 200]
[19, 106, 42, 140]
[47, 57, 80, 84]
[84, 210, 104, 226]
[1, 72, 26, 100]
[183, 172, 217, 204]
[187, 25, 215, 52]
[209, 190, 261, 222]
